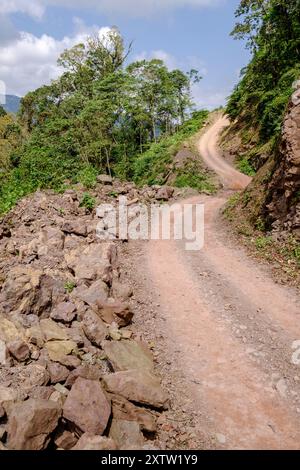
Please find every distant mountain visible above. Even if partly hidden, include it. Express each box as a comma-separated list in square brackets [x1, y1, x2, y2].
[0, 95, 21, 114]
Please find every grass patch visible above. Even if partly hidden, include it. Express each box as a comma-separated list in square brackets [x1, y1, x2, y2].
[174, 160, 216, 194]
[79, 193, 96, 211]
[133, 110, 209, 186]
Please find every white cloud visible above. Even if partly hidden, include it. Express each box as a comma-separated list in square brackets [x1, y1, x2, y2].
[0, 0, 224, 19]
[192, 83, 228, 109]
[134, 50, 207, 76]
[1, 0, 45, 19]
[0, 22, 110, 96]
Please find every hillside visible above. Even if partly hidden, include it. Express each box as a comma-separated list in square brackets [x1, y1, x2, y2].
[220, 0, 300, 280]
[0, 95, 21, 114]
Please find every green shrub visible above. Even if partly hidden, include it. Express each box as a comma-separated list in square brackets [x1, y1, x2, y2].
[76, 165, 97, 188]
[79, 193, 96, 211]
[237, 156, 256, 176]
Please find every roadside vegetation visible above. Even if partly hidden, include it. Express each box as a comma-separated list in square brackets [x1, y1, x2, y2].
[224, 195, 300, 287]
[222, 0, 300, 284]
[227, 0, 300, 152]
[224, 0, 300, 180]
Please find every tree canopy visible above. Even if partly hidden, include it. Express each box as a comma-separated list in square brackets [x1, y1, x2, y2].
[0, 28, 202, 213]
[227, 0, 300, 142]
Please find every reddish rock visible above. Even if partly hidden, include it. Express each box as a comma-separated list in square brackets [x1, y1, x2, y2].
[62, 221, 87, 237]
[50, 302, 77, 323]
[155, 186, 174, 201]
[7, 340, 30, 362]
[98, 302, 133, 327]
[47, 362, 70, 384]
[102, 340, 154, 372]
[63, 378, 111, 434]
[111, 280, 133, 302]
[19, 364, 50, 390]
[103, 370, 168, 409]
[82, 310, 108, 347]
[7, 399, 61, 450]
[65, 244, 116, 284]
[0, 405, 5, 419]
[72, 434, 117, 450]
[54, 430, 78, 450]
[65, 364, 102, 388]
[109, 419, 144, 449]
[28, 386, 55, 400]
[110, 394, 156, 433]
[72, 280, 109, 309]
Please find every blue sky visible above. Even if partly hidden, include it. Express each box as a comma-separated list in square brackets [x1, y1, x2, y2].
[0, 0, 250, 109]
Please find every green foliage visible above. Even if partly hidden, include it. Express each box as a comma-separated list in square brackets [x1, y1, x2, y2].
[175, 161, 216, 194]
[174, 172, 215, 193]
[255, 236, 273, 250]
[0, 114, 23, 170]
[228, 1, 300, 148]
[76, 166, 97, 188]
[133, 111, 208, 185]
[0, 105, 6, 117]
[64, 281, 76, 293]
[0, 30, 203, 214]
[237, 156, 256, 176]
[79, 193, 96, 211]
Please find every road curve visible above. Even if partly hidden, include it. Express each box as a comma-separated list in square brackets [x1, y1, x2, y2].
[198, 115, 252, 190]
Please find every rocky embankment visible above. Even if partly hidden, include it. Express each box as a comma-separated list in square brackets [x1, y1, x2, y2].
[265, 81, 300, 238]
[222, 80, 300, 241]
[0, 177, 175, 450]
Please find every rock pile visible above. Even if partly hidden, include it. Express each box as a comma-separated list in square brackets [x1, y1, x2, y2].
[0, 178, 171, 450]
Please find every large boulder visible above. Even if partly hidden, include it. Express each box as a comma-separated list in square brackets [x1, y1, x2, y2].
[72, 280, 109, 310]
[64, 243, 116, 283]
[155, 186, 174, 201]
[65, 364, 102, 388]
[102, 340, 154, 372]
[110, 394, 156, 433]
[63, 378, 111, 435]
[50, 302, 77, 323]
[103, 370, 168, 410]
[98, 302, 133, 327]
[40, 319, 69, 342]
[61, 220, 87, 237]
[45, 339, 78, 363]
[0, 317, 23, 341]
[54, 430, 78, 450]
[47, 362, 70, 384]
[7, 340, 30, 362]
[97, 175, 113, 185]
[0, 268, 65, 316]
[82, 310, 108, 347]
[72, 434, 117, 450]
[109, 419, 144, 449]
[7, 399, 61, 450]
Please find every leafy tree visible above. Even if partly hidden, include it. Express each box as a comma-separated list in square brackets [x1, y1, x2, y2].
[228, 0, 300, 146]
[0, 105, 6, 117]
[0, 29, 202, 213]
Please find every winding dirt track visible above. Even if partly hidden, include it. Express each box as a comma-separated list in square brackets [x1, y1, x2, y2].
[130, 117, 300, 449]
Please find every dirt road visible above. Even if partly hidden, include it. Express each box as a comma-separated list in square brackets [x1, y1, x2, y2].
[123, 117, 300, 450]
